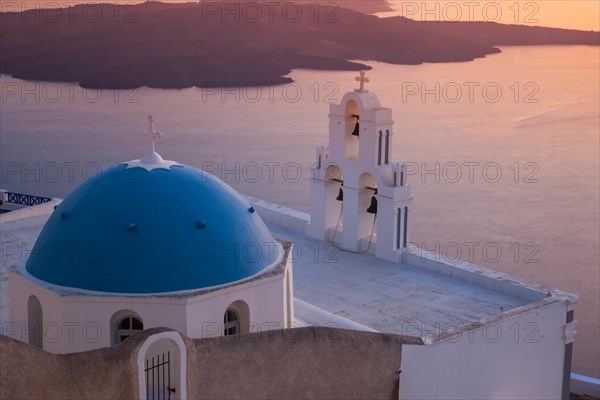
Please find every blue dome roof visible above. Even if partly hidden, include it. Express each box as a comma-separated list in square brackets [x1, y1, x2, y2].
[26, 159, 277, 294]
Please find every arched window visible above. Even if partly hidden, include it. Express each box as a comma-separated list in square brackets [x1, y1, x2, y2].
[114, 315, 143, 344]
[223, 308, 240, 336]
[27, 295, 43, 349]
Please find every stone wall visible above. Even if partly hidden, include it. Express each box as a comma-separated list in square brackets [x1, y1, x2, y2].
[186, 327, 415, 400]
[0, 332, 140, 399]
[1, 327, 415, 399]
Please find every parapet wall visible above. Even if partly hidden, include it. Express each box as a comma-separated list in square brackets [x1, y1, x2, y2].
[0, 333, 139, 400]
[244, 194, 309, 233]
[187, 326, 412, 400]
[1, 327, 411, 400]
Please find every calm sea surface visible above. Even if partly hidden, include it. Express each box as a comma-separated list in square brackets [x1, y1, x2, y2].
[1, 45, 598, 377]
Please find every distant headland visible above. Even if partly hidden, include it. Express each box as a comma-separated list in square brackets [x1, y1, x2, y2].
[1, 1, 598, 89]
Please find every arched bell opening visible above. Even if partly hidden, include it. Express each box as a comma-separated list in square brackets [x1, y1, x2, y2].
[324, 163, 344, 243]
[358, 172, 378, 244]
[344, 100, 359, 160]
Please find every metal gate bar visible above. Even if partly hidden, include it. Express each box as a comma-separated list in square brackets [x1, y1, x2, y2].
[144, 351, 171, 400]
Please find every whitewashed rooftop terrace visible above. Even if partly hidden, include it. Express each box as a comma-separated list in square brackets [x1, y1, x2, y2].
[269, 221, 529, 335]
[0, 198, 576, 341]
[250, 196, 577, 341]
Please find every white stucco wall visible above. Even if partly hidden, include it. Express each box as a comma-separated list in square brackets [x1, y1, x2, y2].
[7, 257, 292, 354]
[9, 270, 190, 353]
[185, 267, 291, 338]
[398, 300, 569, 400]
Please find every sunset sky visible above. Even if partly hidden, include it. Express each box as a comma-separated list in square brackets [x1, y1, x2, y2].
[381, 0, 600, 31]
[7, 0, 600, 31]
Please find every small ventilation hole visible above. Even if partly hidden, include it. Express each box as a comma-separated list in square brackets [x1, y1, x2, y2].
[196, 220, 207, 229]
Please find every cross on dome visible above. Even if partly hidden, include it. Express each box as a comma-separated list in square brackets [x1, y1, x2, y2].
[123, 115, 181, 171]
[145, 114, 162, 152]
[355, 71, 369, 93]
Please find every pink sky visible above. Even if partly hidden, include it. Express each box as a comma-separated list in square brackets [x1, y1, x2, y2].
[379, 0, 600, 31]
[3, 0, 599, 31]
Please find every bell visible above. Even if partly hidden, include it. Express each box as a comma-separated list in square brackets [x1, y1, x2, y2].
[336, 188, 344, 201]
[351, 121, 360, 136]
[366, 195, 378, 214]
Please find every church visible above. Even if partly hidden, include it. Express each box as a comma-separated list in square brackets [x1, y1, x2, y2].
[1, 74, 585, 399]
[8, 115, 294, 354]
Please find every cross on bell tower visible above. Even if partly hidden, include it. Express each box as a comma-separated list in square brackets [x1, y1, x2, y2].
[355, 71, 369, 93]
[308, 75, 413, 262]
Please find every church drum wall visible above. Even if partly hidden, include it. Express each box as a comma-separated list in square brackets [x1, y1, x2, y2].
[8, 270, 190, 353]
[8, 249, 292, 353]
[185, 261, 290, 339]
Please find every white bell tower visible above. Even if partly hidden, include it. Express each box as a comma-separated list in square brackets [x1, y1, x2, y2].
[307, 72, 413, 262]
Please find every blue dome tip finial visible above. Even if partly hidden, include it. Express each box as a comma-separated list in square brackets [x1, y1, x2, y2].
[122, 115, 181, 172]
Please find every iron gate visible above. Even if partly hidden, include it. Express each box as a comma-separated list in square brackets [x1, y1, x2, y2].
[145, 351, 175, 400]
